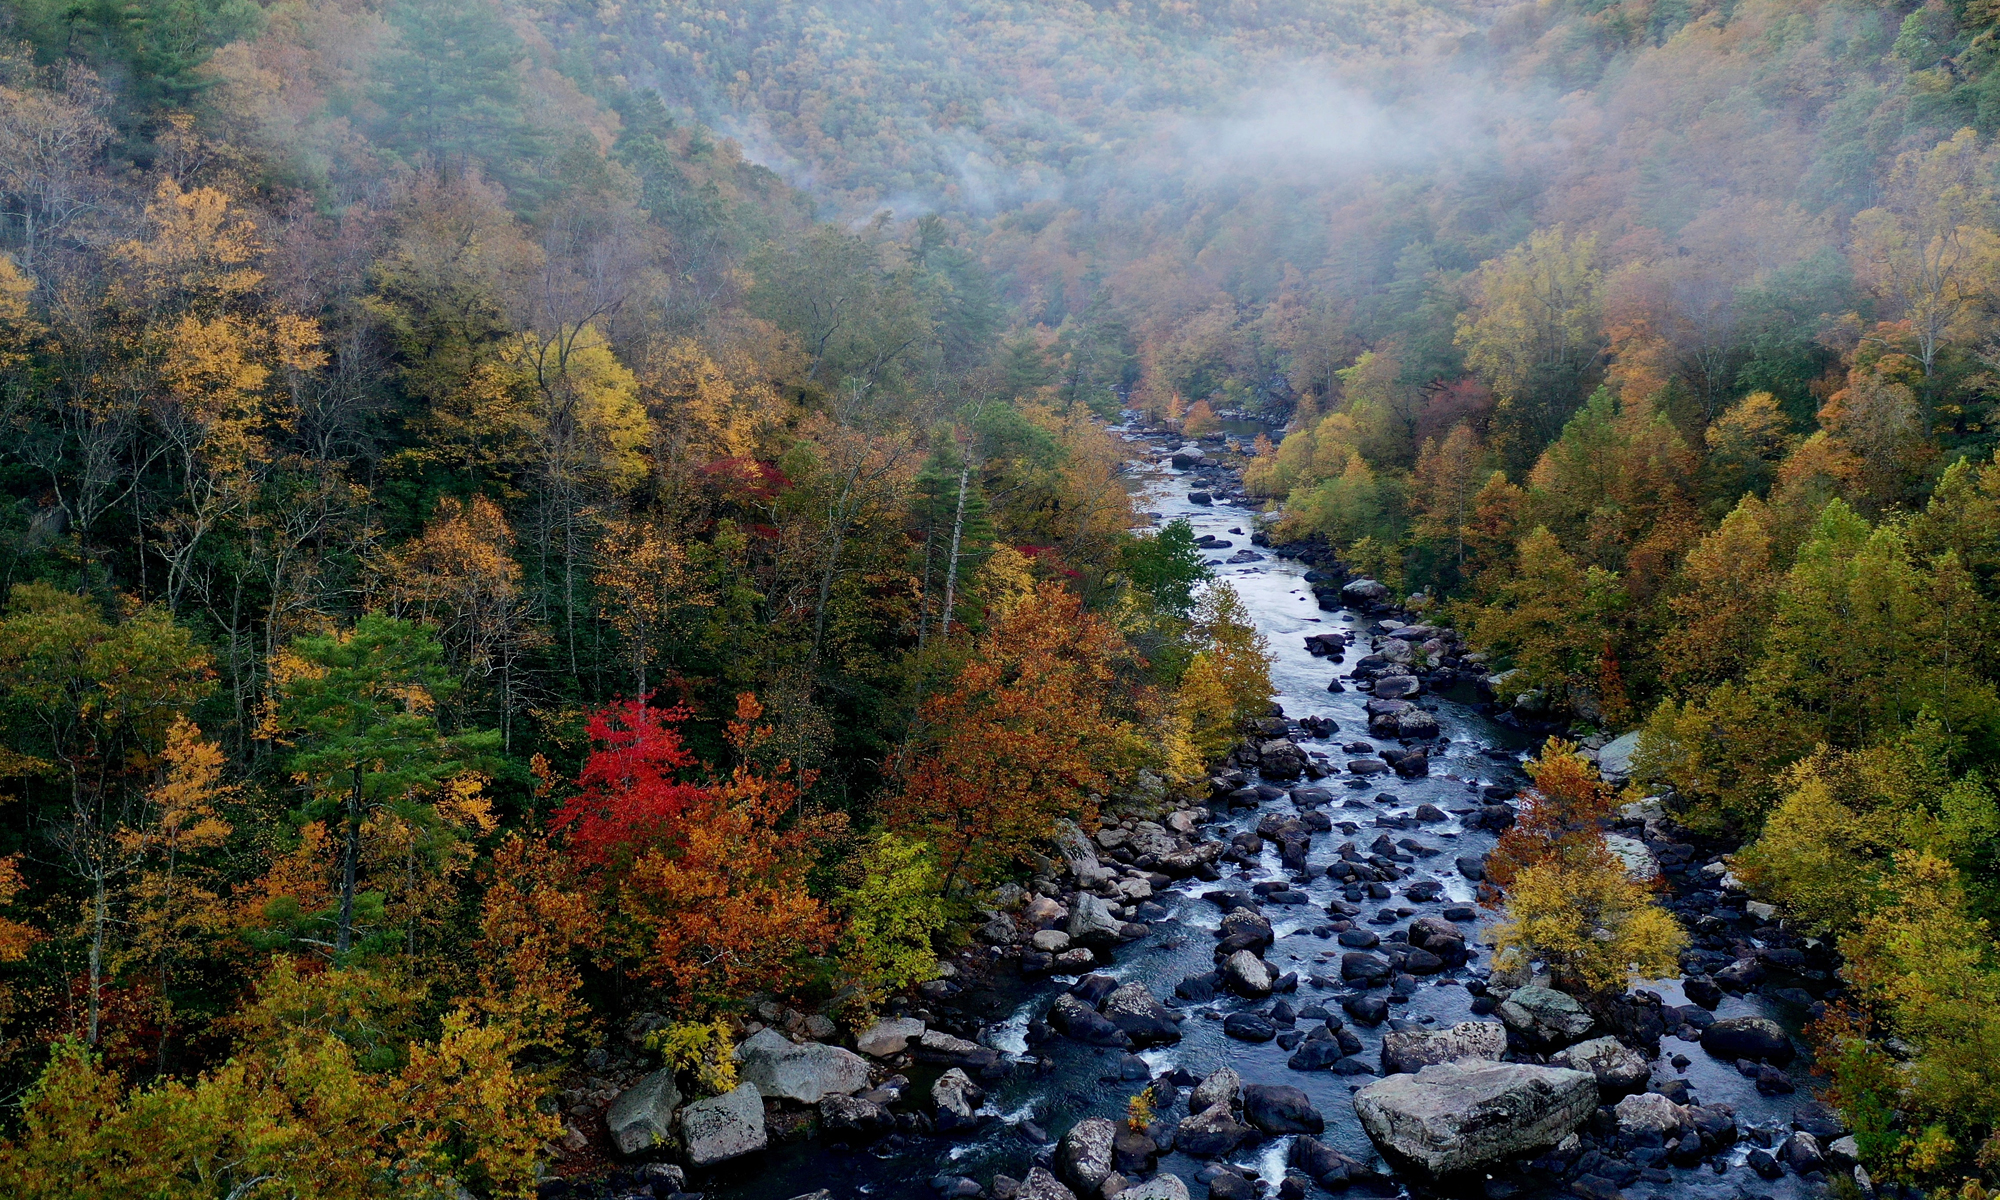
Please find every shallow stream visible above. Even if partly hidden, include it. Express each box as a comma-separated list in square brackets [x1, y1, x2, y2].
[703, 430, 1825, 1200]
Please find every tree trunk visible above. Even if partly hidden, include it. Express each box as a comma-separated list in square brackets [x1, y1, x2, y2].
[939, 461, 972, 639]
[337, 763, 362, 955]
[87, 867, 106, 1046]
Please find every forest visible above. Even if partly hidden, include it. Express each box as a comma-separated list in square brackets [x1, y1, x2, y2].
[0, 0, 1997, 1195]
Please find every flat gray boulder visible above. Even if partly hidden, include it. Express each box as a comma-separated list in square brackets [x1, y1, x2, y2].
[1118, 1173, 1191, 1200]
[1382, 1022, 1508, 1074]
[1353, 1062, 1596, 1179]
[931, 1067, 985, 1131]
[1220, 949, 1273, 997]
[678, 1082, 767, 1166]
[1552, 1036, 1652, 1098]
[854, 1016, 924, 1058]
[1067, 892, 1125, 947]
[733, 1028, 871, 1104]
[1188, 1066, 1241, 1115]
[1020, 1167, 1078, 1200]
[1496, 985, 1596, 1049]
[1176, 1102, 1254, 1158]
[1055, 1116, 1117, 1194]
[605, 1067, 682, 1155]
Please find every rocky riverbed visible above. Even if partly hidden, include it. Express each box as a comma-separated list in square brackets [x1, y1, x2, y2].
[552, 422, 1858, 1200]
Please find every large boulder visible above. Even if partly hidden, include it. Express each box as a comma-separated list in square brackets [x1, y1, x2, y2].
[678, 1083, 768, 1167]
[1119, 1173, 1191, 1200]
[1343, 578, 1391, 606]
[1381, 1022, 1508, 1074]
[1052, 820, 1101, 877]
[1175, 1103, 1254, 1158]
[1701, 1015, 1795, 1065]
[818, 1093, 893, 1140]
[1242, 1084, 1324, 1134]
[1407, 917, 1469, 967]
[1352, 1062, 1597, 1179]
[854, 1017, 924, 1058]
[1102, 982, 1181, 1047]
[1067, 893, 1127, 947]
[931, 1067, 986, 1131]
[1289, 1137, 1369, 1188]
[1612, 1092, 1687, 1138]
[1551, 1036, 1652, 1099]
[605, 1067, 682, 1156]
[1049, 992, 1132, 1048]
[1020, 1167, 1078, 1200]
[1188, 1067, 1241, 1115]
[1220, 950, 1274, 997]
[732, 1029, 871, 1104]
[1055, 1117, 1118, 1194]
[1604, 833, 1660, 881]
[1496, 985, 1597, 1049]
[1259, 740, 1307, 781]
[1596, 731, 1641, 784]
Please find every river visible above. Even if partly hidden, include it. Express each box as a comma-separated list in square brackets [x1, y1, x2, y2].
[699, 427, 1829, 1200]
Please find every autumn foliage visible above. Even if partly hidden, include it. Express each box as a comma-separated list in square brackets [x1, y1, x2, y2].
[887, 582, 1148, 893]
[555, 695, 843, 1012]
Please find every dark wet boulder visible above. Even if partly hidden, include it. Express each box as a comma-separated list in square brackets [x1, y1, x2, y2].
[1242, 1084, 1324, 1135]
[1701, 1015, 1794, 1064]
[1289, 1136, 1368, 1188]
[1102, 982, 1181, 1048]
[1175, 1104, 1253, 1158]
[1048, 993, 1131, 1048]
[1223, 1012, 1278, 1043]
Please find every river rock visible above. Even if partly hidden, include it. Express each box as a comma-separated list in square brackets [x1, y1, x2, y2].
[1496, 985, 1597, 1049]
[1020, 1167, 1078, 1200]
[1406, 916, 1468, 967]
[1050, 992, 1131, 1047]
[1613, 1091, 1687, 1137]
[1068, 893, 1127, 947]
[1781, 1130, 1825, 1174]
[931, 1067, 985, 1131]
[1102, 982, 1181, 1047]
[1188, 1066, 1240, 1114]
[1053, 820, 1101, 877]
[1552, 1036, 1652, 1098]
[854, 1016, 924, 1058]
[819, 1092, 893, 1140]
[733, 1029, 871, 1104]
[1242, 1084, 1324, 1134]
[1260, 739, 1307, 780]
[1604, 833, 1660, 880]
[605, 1067, 682, 1155]
[1374, 675, 1421, 700]
[1221, 949, 1274, 997]
[1289, 1136, 1368, 1188]
[678, 1082, 767, 1167]
[1381, 1021, 1507, 1074]
[1352, 1062, 1597, 1179]
[1701, 1015, 1795, 1064]
[1175, 1102, 1253, 1158]
[1597, 731, 1641, 784]
[1118, 1173, 1190, 1200]
[1056, 1116, 1117, 1193]
[1218, 908, 1275, 950]
[1343, 578, 1391, 605]
[1223, 1012, 1277, 1042]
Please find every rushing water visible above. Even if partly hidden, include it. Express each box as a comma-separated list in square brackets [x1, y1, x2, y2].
[701, 430, 1825, 1200]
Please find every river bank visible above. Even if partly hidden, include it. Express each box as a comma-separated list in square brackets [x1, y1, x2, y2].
[555, 424, 1854, 1200]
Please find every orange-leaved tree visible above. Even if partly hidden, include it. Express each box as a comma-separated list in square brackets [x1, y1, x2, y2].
[1485, 737, 1618, 888]
[553, 695, 842, 1014]
[888, 581, 1150, 893]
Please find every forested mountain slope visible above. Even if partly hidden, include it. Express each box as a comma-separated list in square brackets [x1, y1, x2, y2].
[0, 0, 1996, 1194]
